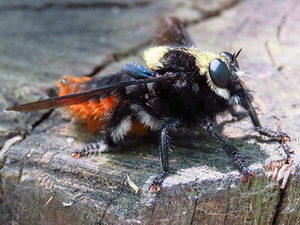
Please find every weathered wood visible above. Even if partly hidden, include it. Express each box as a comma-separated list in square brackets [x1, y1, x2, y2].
[1, 0, 300, 224]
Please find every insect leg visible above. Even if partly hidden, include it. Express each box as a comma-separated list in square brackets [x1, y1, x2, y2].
[72, 141, 110, 159]
[149, 119, 181, 192]
[202, 116, 253, 181]
[72, 104, 132, 158]
[246, 100, 290, 142]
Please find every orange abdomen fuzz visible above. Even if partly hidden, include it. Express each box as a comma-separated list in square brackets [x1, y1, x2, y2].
[57, 76, 119, 132]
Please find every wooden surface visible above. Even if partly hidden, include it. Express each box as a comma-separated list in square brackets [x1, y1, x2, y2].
[1, 0, 300, 224]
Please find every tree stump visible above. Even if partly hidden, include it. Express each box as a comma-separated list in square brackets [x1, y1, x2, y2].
[1, 0, 300, 224]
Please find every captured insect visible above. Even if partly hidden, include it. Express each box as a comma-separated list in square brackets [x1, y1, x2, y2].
[6, 17, 290, 191]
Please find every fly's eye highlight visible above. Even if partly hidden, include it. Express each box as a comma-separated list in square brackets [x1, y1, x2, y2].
[209, 58, 231, 89]
[220, 51, 240, 69]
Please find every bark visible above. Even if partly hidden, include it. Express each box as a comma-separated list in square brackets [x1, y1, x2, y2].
[1, 0, 300, 224]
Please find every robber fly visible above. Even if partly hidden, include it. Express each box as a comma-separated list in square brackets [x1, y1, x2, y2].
[6, 17, 290, 191]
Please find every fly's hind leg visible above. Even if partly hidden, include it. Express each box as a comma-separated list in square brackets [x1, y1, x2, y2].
[72, 140, 111, 159]
[72, 105, 133, 159]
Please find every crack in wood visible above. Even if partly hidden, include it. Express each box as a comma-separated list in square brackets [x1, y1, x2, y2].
[190, 0, 242, 24]
[31, 109, 54, 130]
[223, 184, 231, 225]
[147, 194, 158, 225]
[83, 57, 115, 78]
[264, 41, 286, 71]
[97, 175, 128, 225]
[113, 39, 152, 61]
[271, 188, 287, 225]
[0, 1, 151, 12]
[0, 135, 24, 169]
[264, 41, 277, 68]
[83, 39, 152, 78]
[190, 195, 199, 225]
[9, 109, 55, 147]
[190, 184, 201, 225]
[276, 0, 298, 44]
[1, 108, 54, 148]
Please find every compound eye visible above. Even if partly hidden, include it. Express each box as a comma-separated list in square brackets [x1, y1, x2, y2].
[209, 58, 231, 88]
[220, 52, 233, 61]
[220, 52, 239, 69]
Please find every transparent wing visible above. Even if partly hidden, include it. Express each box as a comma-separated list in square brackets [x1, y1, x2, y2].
[6, 76, 171, 112]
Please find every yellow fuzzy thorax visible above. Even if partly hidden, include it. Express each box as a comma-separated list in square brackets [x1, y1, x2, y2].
[143, 46, 169, 71]
[143, 46, 222, 74]
[143, 46, 230, 100]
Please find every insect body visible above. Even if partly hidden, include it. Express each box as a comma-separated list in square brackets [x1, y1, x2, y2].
[6, 17, 290, 191]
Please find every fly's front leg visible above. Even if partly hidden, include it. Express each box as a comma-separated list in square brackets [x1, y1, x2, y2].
[149, 119, 181, 192]
[202, 116, 254, 181]
[246, 100, 290, 142]
[254, 126, 290, 142]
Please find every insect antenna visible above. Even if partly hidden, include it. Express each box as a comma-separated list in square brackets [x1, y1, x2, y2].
[231, 52, 236, 61]
[235, 47, 243, 59]
[231, 47, 243, 62]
